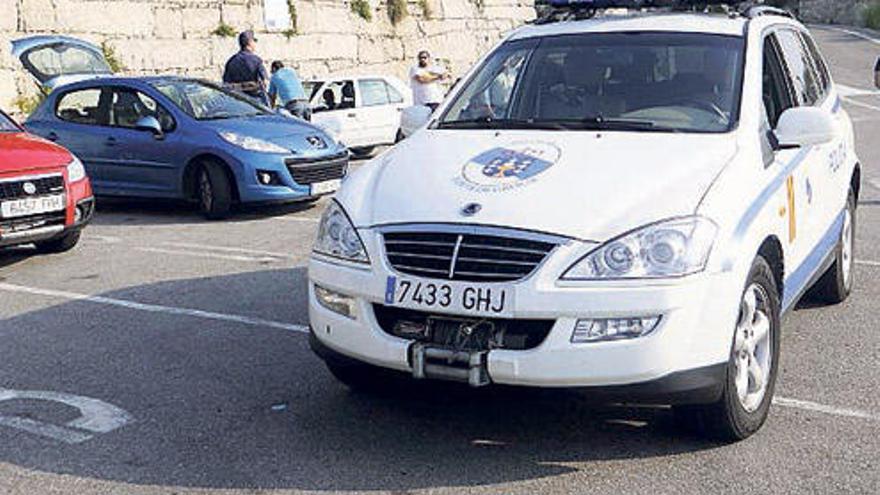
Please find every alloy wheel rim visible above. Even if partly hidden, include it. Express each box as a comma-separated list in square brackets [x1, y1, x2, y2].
[842, 209, 853, 290]
[199, 171, 213, 211]
[734, 283, 773, 413]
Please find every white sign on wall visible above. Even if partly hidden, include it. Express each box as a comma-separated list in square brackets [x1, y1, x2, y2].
[264, 0, 293, 31]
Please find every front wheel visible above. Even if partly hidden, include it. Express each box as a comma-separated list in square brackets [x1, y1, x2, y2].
[674, 255, 781, 441]
[197, 162, 233, 220]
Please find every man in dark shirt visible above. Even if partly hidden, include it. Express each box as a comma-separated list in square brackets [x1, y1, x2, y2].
[222, 30, 269, 105]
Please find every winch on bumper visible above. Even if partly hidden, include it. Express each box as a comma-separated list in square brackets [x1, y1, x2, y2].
[308, 244, 741, 404]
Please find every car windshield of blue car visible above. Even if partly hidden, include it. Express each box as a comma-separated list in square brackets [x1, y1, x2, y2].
[438, 32, 745, 133]
[151, 80, 269, 120]
[0, 112, 19, 132]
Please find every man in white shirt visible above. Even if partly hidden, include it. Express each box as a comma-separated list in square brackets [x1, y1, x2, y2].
[409, 50, 448, 111]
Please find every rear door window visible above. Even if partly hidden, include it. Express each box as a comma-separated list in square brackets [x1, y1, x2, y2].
[56, 88, 106, 125]
[359, 79, 390, 107]
[799, 31, 831, 98]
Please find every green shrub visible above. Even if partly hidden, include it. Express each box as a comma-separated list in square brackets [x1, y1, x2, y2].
[419, 0, 433, 19]
[388, 0, 408, 25]
[12, 92, 46, 117]
[212, 22, 237, 38]
[866, 2, 880, 30]
[101, 41, 125, 73]
[351, 0, 372, 21]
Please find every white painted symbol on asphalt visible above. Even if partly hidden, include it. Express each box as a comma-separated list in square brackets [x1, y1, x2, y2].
[0, 388, 133, 444]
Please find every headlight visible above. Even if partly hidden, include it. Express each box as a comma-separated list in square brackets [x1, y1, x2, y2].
[313, 200, 369, 263]
[562, 216, 717, 280]
[218, 131, 289, 154]
[66, 156, 86, 182]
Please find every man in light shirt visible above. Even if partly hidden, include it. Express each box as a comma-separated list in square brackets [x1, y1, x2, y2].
[409, 50, 448, 111]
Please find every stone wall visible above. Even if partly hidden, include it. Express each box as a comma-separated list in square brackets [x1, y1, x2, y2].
[1, 0, 536, 116]
[769, 1, 872, 25]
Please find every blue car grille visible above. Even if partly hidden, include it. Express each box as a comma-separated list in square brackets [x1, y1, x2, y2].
[285, 153, 348, 185]
[0, 175, 64, 201]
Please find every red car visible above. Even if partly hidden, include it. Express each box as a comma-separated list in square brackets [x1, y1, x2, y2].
[0, 108, 93, 253]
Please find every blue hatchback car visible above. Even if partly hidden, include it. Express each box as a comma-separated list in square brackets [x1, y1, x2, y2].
[15, 37, 347, 219]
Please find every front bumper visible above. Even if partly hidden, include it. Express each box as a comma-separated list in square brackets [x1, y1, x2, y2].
[231, 149, 348, 204]
[308, 235, 743, 402]
[0, 196, 94, 248]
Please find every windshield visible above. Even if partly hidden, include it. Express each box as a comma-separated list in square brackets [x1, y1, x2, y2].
[150, 80, 269, 120]
[23, 44, 112, 82]
[304, 81, 324, 101]
[439, 32, 745, 133]
[0, 112, 20, 132]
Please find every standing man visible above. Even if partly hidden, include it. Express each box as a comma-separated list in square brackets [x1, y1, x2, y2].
[222, 30, 269, 105]
[269, 61, 311, 121]
[409, 50, 448, 111]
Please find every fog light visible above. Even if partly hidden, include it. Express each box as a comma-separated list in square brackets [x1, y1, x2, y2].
[315, 284, 357, 319]
[571, 316, 661, 343]
[257, 170, 281, 185]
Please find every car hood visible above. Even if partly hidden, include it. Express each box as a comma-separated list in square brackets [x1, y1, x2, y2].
[201, 115, 342, 155]
[338, 130, 738, 241]
[0, 132, 72, 175]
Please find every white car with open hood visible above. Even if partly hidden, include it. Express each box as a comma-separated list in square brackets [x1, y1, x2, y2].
[307, 5, 861, 441]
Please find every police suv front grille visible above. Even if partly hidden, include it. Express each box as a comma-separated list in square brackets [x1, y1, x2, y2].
[0, 175, 64, 201]
[383, 230, 558, 282]
[285, 153, 348, 185]
[373, 304, 555, 351]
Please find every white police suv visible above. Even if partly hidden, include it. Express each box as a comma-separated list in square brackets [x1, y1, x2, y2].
[308, 3, 861, 441]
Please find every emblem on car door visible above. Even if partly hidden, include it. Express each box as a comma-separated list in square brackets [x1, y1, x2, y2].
[22, 182, 37, 195]
[461, 203, 482, 217]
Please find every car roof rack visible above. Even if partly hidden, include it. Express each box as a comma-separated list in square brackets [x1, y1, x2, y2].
[533, 1, 795, 24]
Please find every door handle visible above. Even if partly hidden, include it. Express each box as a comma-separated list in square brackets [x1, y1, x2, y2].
[46, 132, 58, 141]
[347, 113, 357, 118]
[105, 137, 118, 147]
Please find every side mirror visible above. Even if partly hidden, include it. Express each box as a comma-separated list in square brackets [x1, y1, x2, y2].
[875, 57, 880, 89]
[134, 116, 164, 139]
[399, 105, 433, 138]
[774, 107, 836, 150]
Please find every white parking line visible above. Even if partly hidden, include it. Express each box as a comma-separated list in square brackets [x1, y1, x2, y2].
[836, 83, 880, 97]
[0, 282, 309, 334]
[271, 216, 321, 223]
[856, 259, 880, 267]
[824, 26, 880, 46]
[774, 397, 878, 422]
[841, 96, 880, 113]
[136, 247, 281, 264]
[159, 241, 294, 260]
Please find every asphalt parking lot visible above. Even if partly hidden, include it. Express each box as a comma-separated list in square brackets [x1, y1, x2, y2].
[1, 27, 879, 495]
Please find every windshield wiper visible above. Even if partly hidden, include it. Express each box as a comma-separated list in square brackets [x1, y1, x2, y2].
[437, 117, 568, 130]
[537, 115, 660, 131]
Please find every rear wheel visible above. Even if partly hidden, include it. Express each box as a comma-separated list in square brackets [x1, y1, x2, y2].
[197, 162, 233, 220]
[810, 189, 855, 304]
[34, 230, 81, 254]
[674, 255, 780, 441]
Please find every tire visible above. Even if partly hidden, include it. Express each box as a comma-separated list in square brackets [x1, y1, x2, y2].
[810, 189, 856, 304]
[674, 255, 781, 442]
[197, 161, 233, 220]
[350, 146, 376, 158]
[34, 230, 81, 254]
